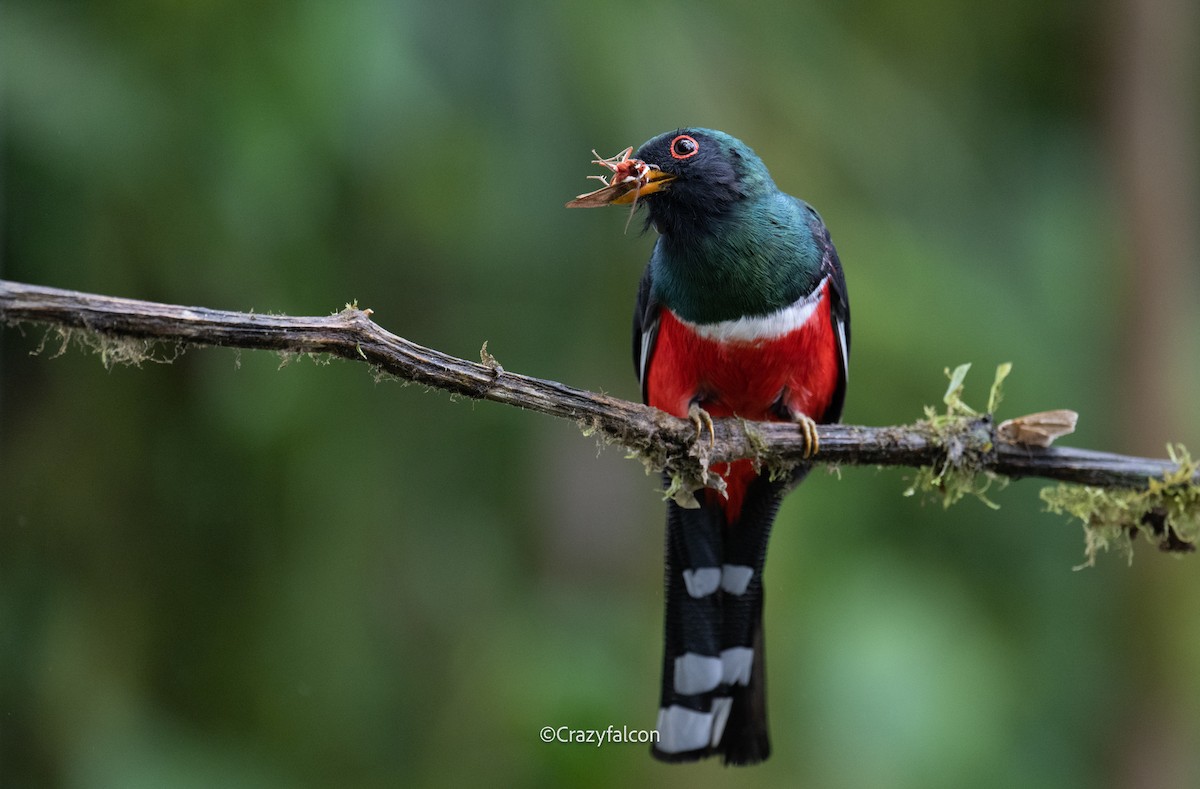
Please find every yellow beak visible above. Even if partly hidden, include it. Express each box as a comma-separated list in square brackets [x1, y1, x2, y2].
[611, 169, 676, 204]
[566, 169, 676, 209]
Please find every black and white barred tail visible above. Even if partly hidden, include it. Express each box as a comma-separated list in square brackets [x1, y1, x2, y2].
[651, 472, 796, 765]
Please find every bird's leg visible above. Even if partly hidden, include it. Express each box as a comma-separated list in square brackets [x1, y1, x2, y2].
[792, 413, 819, 459]
[687, 400, 716, 450]
[771, 392, 820, 459]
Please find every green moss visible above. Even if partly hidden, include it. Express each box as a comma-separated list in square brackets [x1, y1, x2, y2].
[904, 463, 1007, 510]
[907, 365, 1199, 565]
[904, 363, 1008, 509]
[1041, 444, 1200, 568]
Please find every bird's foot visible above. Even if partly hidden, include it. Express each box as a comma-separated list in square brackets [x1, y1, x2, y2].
[687, 402, 716, 450]
[793, 413, 819, 459]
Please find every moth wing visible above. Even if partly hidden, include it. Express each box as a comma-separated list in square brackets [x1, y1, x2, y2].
[997, 409, 1079, 447]
[565, 180, 640, 208]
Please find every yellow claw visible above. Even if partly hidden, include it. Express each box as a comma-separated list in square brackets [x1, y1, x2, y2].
[687, 402, 716, 450]
[793, 414, 819, 459]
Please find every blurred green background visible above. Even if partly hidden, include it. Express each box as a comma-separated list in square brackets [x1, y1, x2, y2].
[3, 1, 1198, 787]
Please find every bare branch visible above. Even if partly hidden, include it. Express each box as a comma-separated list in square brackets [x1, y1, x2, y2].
[1, 279, 1194, 491]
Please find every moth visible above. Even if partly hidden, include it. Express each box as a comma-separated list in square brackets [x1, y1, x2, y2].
[566, 147, 657, 207]
[996, 409, 1079, 447]
[566, 146, 674, 231]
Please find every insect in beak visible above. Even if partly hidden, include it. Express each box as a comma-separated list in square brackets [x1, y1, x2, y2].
[566, 146, 675, 231]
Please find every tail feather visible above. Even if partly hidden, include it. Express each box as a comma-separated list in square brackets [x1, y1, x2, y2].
[651, 472, 795, 765]
[653, 492, 723, 761]
[719, 623, 770, 764]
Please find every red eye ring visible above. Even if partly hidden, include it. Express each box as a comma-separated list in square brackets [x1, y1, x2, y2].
[669, 134, 699, 160]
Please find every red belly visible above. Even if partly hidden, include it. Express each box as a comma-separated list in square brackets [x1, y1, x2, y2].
[646, 285, 839, 521]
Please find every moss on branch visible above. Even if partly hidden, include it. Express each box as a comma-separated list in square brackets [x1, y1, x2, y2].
[3, 279, 1197, 565]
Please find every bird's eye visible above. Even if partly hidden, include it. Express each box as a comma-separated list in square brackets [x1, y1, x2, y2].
[670, 134, 699, 160]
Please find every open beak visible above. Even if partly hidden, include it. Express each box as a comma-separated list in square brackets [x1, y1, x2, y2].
[566, 168, 675, 208]
[611, 169, 675, 204]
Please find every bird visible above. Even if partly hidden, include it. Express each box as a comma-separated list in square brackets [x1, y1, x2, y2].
[569, 128, 850, 765]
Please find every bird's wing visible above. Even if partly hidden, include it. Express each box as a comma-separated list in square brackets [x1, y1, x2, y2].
[632, 260, 661, 405]
[806, 206, 850, 423]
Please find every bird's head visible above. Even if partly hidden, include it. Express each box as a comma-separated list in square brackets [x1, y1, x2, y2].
[566, 128, 772, 230]
[633, 128, 774, 213]
[567, 128, 774, 236]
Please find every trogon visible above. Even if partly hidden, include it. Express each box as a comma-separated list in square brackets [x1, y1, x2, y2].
[574, 128, 849, 765]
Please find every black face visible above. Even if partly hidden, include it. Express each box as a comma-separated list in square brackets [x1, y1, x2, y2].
[634, 129, 746, 234]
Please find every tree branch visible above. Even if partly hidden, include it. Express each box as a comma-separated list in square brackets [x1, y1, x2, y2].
[1, 279, 1195, 492]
